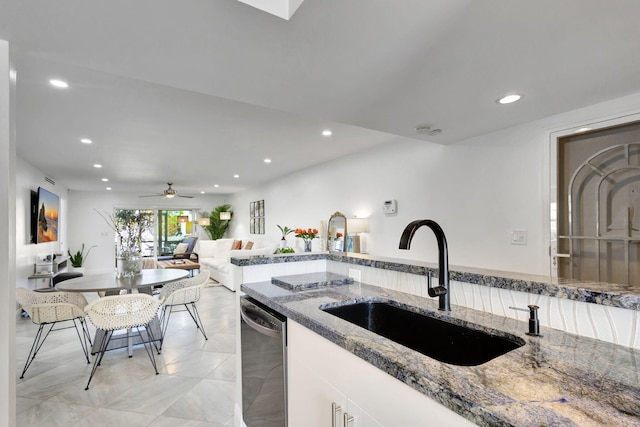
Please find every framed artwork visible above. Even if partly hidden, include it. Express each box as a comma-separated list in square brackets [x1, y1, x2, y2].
[250, 200, 265, 234]
[36, 187, 59, 243]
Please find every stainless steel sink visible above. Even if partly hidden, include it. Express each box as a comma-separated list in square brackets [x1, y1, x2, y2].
[321, 301, 524, 366]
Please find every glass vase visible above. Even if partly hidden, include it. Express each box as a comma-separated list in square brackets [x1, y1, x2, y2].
[304, 240, 312, 252]
[116, 254, 142, 278]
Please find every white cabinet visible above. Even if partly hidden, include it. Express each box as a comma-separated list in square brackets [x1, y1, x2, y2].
[288, 355, 347, 427]
[289, 354, 382, 427]
[287, 320, 474, 427]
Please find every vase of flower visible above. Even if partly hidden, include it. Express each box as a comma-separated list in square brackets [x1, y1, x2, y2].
[116, 253, 142, 278]
[295, 227, 319, 253]
[97, 209, 152, 278]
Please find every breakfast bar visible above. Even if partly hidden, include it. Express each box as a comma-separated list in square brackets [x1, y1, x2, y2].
[234, 252, 640, 426]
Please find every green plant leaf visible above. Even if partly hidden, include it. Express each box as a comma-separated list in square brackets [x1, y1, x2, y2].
[203, 204, 232, 240]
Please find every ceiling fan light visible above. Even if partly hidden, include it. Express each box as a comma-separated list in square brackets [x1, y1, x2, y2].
[165, 193, 175, 198]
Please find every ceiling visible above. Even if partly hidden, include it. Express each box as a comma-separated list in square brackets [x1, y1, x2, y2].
[2, 0, 640, 195]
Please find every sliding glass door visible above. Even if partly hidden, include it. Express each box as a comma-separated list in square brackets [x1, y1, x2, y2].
[156, 210, 194, 256]
[112, 209, 194, 257]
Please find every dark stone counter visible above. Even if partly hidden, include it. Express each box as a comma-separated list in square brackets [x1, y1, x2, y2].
[231, 252, 640, 310]
[242, 279, 640, 427]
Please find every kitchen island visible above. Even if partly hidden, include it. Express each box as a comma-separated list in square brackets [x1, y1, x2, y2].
[241, 277, 640, 426]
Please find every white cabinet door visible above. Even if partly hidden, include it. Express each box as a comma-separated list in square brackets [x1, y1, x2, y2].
[287, 320, 474, 427]
[344, 398, 384, 427]
[289, 356, 347, 427]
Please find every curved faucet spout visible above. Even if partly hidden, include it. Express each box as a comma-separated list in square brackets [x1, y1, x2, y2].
[399, 219, 451, 311]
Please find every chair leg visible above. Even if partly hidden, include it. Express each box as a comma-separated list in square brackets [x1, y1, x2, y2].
[72, 318, 92, 364]
[85, 329, 113, 390]
[80, 317, 93, 347]
[159, 305, 173, 350]
[20, 323, 55, 379]
[134, 325, 159, 375]
[145, 317, 162, 355]
[184, 303, 208, 341]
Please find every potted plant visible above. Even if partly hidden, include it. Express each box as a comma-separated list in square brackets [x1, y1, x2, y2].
[275, 247, 295, 254]
[202, 204, 232, 240]
[67, 243, 97, 272]
[277, 225, 294, 249]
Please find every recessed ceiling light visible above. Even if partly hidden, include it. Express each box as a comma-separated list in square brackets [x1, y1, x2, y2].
[322, 130, 332, 137]
[101, 178, 109, 182]
[49, 79, 69, 89]
[497, 94, 523, 104]
[233, 174, 239, 178]
[93, 164, 102, 168]
[200, 191, 205, 194]
[80, 138, 92, 144]
[214, 184, 220, 188]
[264, 158, 271, 164]
[106, 187, 112, 191]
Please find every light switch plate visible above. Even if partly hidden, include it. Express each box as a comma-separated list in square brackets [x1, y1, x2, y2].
[511, 229, 528, 245]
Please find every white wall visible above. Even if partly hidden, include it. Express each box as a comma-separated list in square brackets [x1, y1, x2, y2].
[66, 190, 229, 273]
[15, 157, 68, 289]
[229, 92, 640, 276]
[1, 39, 16, 427]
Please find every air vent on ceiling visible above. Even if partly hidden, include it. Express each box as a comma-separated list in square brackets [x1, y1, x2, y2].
[45, 177, 55, 185]
[416, 126, 442, 136]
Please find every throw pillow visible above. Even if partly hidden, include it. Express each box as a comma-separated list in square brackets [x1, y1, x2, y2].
[243, 241, 254, 250]
[174, 243, 189, 255]
[231, 240, 242, 250]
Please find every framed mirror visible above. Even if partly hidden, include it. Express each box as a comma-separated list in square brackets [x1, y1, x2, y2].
[327, 211, 347, 252]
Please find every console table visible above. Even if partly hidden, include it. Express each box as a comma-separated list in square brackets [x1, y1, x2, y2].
[28, 256, 70, 288]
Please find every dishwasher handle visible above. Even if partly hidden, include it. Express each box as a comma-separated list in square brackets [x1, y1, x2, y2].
[241, 305, 282, 339]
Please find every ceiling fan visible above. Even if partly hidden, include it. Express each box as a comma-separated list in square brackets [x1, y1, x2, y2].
[139, 183, 194, 199]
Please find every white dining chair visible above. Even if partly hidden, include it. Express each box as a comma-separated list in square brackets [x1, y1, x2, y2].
[15, 287, 92, 379]
[158, 270, 210, 349]
[83, 293, 161, 390]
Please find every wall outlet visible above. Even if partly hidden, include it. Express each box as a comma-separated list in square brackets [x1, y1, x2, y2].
[348, 268, 362, 282]
[510, 229, 528, 245]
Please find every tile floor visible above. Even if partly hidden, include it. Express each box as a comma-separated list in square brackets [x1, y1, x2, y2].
[15, 283, 237, 427]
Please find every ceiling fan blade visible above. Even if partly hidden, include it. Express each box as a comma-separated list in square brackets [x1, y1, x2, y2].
[139, 194, 163, 198]
[177, 195, 194, 198]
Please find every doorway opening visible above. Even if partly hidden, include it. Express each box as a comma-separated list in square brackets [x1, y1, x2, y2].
[553, 120, 640, 285]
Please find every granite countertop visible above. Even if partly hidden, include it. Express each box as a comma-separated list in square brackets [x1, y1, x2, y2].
[241, 278, 640, 427]
[231, 252, 640, 311]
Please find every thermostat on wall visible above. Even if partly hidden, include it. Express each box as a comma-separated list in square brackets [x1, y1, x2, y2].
[383, 199, 397, 215]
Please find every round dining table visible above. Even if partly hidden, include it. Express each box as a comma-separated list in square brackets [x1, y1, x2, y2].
[55, 268, 189, 293]
[56, 269, 189, 356]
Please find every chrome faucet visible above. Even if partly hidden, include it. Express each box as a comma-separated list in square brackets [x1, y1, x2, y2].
[399, 219, 451, 311]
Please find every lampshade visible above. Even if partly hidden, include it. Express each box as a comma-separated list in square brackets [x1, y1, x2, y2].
[177, 215, 189, 223]
[198, 217, 210, 226]
[349, 218, 369, 234]
[220, 211, 232, 220]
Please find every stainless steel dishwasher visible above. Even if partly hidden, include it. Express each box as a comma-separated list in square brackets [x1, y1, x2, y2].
[240, 295, 287, 427]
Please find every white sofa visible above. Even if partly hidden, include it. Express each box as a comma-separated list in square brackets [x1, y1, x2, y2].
[196, 238, 278, 291]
